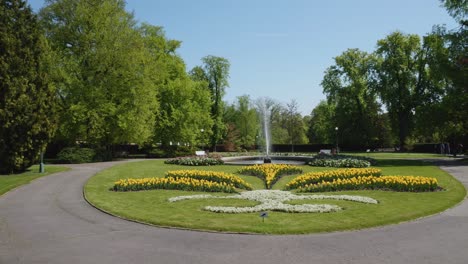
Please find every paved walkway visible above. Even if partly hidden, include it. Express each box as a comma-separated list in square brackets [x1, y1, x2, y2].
[0, 160, 467, 264]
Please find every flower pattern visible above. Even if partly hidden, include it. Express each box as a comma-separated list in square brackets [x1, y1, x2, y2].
[169, 190, 378, 213]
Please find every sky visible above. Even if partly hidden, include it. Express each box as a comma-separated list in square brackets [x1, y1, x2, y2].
[28, 0, 458, 115]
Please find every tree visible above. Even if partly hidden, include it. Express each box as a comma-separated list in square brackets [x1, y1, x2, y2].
[190, 56, 230, 150]
[307, 101, 335, 144]
[139, 24, 213, 149]
[40, 0, 158, 150]
[416, 0, 468, 144]
[0, 0, 57, 173]
[284, 100, 308, 151]
[374, 32, 446, 149]
[440, 0, 468, 23]
[322, 48, 382, 148]
[223, 95, 259, 150]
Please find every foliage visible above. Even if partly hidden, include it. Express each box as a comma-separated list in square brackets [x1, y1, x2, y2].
[190, 56, 230, 150]
[140, 24, 213, 148]
[111, 177, 237, 193]
[238, 164, 303, 189]
[283, 100, 309, 149]
[0, 0, 57, 173]
[322, 49, 390, 148]
[309, 158, 371, 168]
[307, 154, 375, 168]
[306, 101, 336, 144]
[286, 168, 382, 190]
[40, 0, 158, 147]
[56, 147, 96, 163]
[165, 170, 252, 190]
[307, 154, 376, 168]
[373, 31, 446, 149]
[297, 175, 439, 193]
[223, 95, 260, 150]
[164, 156, 224, 166]
[440, 0, 468, 22]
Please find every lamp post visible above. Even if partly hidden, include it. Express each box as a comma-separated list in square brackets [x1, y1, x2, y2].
[39, 151, 45, 173]
[335, 127, 339, 154]
[200, 129, 204, 150]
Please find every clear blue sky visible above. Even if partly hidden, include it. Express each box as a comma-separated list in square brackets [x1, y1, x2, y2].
[28, 0, 457, 115]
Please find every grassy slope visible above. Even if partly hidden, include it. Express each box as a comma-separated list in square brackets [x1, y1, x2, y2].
[84, 159, 466, 234]
[0, 165, 70, 196]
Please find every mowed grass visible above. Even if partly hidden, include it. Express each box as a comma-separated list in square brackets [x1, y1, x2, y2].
[84, 159, 466, 234]
[342, 152, 449, 159]
[0, 165, 70, 196]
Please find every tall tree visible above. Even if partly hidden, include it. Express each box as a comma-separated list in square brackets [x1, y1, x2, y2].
[190, 56, 230, 150]
[139, 24, 212, 148]
[437, 1, 468, 146]
[40, 0, 158, 149]
[307, 101, 336, 144]
[374, 31, 446, 149]
[0, 0, 57, 173]
[283, 100, 308, 151]
[223, 95, 259, 150]
[322, 48, 382, 148]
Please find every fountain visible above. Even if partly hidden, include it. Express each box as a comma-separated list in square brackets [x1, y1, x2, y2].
[222, 97, 307, 165]
[257, 98, 272, 163]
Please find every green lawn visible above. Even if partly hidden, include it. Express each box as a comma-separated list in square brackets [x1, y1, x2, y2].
[84, 159, 466, 234]
[0, 165, 70, 196]
[342, 152, 450, 159]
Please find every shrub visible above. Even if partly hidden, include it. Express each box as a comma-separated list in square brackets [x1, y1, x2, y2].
[308, 154, 375, 168]
[146, 148, 166, 158]
[165, 156, 224, 166]
[56, 147, 96, 164]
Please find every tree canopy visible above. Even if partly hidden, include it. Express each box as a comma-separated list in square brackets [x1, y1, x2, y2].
[0, 0, 57, 173]
[40, 0, 158, 147]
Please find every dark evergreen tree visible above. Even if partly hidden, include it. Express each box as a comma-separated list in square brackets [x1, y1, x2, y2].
[0, 0, 56, 173]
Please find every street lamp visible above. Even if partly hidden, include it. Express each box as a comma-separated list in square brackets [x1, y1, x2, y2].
[200, 129, 204, 150]
[335, 127, 339, 154]
[39, 151, 45, 173]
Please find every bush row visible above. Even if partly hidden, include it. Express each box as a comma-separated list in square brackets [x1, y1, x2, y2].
[164, 156, 224, 166]
[308, 154, 377, 167]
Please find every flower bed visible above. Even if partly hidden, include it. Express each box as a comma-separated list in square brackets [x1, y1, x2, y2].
[238, 164, 303, 189]
[308, 154, 376, 168]
[166, 170, 252, 190]
[168, 190, 378, 213]
[286, 168, 381, 190]
[164, 156, 224, 166]
[297, 175, 438, 192]
[111, 177, 236, 193]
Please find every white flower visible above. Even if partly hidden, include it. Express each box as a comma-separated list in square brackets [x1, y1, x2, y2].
[168, 190, 378, 214]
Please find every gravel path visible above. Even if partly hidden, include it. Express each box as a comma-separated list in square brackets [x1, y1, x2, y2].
[0, 160, 467, 264]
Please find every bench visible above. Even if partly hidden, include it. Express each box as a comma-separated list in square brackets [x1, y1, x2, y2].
[319, 149, 331, 155]
[195, 150, 207, 156]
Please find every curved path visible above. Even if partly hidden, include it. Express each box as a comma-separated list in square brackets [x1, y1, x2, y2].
[0, 160, 467, 264]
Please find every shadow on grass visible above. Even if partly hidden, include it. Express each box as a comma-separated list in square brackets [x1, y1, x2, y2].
[376, 158, 468, 168]
[375, 159, 434, 167]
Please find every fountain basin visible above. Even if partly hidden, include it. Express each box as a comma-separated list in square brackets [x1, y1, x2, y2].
[222, 156, 309, 165]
